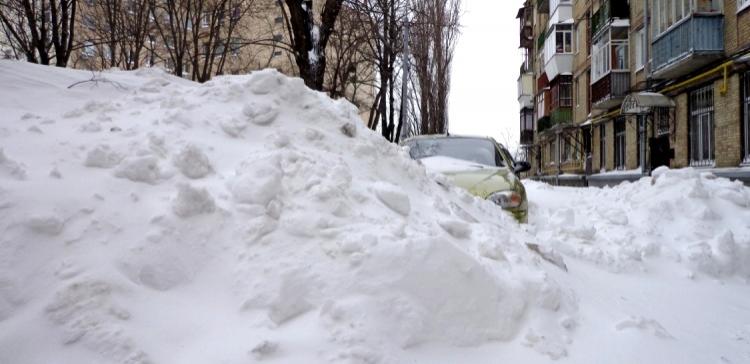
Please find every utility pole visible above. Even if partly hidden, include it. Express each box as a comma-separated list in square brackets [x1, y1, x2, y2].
[396, 0, 411, 143]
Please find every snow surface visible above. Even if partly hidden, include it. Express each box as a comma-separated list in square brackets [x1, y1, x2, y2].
[0, 61, 749, 364]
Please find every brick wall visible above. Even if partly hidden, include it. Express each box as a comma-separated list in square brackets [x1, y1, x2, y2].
[625, 115, 639, 170]
[725, 0, 750, 55]
[605, 119, 614, 170]
[714, 74, 743, 167]
[673, 93, 689, 168]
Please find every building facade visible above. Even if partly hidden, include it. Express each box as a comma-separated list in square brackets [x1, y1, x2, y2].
[518, 0, 750, 185]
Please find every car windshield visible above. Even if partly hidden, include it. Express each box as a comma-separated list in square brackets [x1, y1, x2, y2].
[405, 137, 504, 167]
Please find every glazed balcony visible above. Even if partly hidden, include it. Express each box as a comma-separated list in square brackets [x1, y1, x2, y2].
[591, 0, 630, 38]
[652, 14, 724, 80]
[592, 71, 630, 109]
[543, 23, 574, 81]
[549, 0, 572, 29]
[518, 72, 534, 109]
[550, 107, 572, 126]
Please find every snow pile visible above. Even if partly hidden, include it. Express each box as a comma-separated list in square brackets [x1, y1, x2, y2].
[0, 61, 575, 363]
[527, 168, 750, 280]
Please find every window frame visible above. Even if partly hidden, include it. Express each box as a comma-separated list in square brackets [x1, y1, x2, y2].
[635, 27, 646, 71]
[689, 84, 715, 167]
[614, 117, 626, 170]
[599, 123, 606, 170]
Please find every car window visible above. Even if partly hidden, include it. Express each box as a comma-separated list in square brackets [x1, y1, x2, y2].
[497, 145, 516, 168]
[405, 138, 505, 167]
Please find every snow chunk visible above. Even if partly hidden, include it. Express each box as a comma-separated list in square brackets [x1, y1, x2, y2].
[173, 144, 212, 179]
[438, 219, 471, 239]
[615, 316, 674, 339]
[114, 156, 163, 184]
[25, 215, 65, 236]
[84, 145, 123, 168]
[243, 100, 280, 126]
[372, 182, 411, 216]
[172, 184, 216, 218]
[247, 70, 285, 95]
[230, 155, 282, 205]
[250, 340, 279, 359]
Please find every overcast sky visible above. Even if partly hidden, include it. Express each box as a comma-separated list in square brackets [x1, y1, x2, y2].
[448, 0, 525, 151]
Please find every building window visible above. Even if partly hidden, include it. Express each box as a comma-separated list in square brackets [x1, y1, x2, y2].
[689, 85, 715, 167]
[742, 72, 750, 164]
[275, 16, 284, 24]
[635, 28, 646, 70]
[555, 24, 573, 53]
[614, 117, 626, 170]
[560, 79, 572, 107]
[537, 92, 546, 120]
[81, 41, 95, 58]
[273, 34, 283, 42]
[655, 107, 671, 135]
[600, 124, 606, 170]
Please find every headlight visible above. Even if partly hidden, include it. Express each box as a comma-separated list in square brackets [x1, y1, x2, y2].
[488, 191, 523, 209]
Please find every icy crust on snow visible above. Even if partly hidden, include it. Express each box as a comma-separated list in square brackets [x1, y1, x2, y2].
[0, 61, 576, 363]
[527, 167, 750, 280]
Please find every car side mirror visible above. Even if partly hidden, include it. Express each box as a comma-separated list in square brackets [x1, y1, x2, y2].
[514, 161, 531, 174]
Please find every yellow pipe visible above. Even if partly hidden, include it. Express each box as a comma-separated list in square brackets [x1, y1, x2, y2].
[659, 60, 734, 95]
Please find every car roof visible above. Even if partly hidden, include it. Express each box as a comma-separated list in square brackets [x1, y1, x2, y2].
[401, 134, 506, 148]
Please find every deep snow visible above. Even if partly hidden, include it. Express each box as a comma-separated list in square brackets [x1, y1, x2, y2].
[0, 61, 749, 364]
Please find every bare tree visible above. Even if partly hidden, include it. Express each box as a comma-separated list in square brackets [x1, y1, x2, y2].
[0, 0, 78, 66]
[347, 0, 407, 142]
[279, 0, 344, 90]
[410, 0, 460, 136]
[149, 0, 193, 77]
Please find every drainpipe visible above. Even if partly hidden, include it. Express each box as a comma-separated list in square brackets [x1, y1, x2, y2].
[644, 0, 650, 78]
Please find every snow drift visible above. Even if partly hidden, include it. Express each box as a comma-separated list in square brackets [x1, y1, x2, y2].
[0, 61, 574, 363]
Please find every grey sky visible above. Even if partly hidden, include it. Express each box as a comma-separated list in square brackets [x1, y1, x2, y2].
[449, 0, 525, 151]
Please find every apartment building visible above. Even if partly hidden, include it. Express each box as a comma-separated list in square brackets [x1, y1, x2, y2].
[518, 0, 750, 185]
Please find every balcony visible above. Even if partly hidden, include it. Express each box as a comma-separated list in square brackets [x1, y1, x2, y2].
[517, 6, 534, 49]
[518, 72, 534, 109]
[550, 107, 572, 125]
[591, 0, 630, 38]
[543, 24, 574, 81]
[520, 25, 534, 49]
[549, 0, 572, 28]
[521, 130, 534, 146]
[592, 71, 630, 109]
[652, 14, 724, 80]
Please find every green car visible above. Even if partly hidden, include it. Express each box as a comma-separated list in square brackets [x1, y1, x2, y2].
[402, 135, 531, 223]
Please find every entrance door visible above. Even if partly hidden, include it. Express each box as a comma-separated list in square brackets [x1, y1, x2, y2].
[650, 135, 671, 170]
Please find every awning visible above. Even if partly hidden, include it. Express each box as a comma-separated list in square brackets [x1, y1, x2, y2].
[621, 92, 675, 115]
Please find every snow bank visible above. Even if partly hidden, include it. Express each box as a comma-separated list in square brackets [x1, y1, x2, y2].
[527, 168, 750, 280]
[0, 61, 575, 363]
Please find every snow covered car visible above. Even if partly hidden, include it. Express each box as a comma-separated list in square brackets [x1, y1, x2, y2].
[402, 135, 531, 223]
